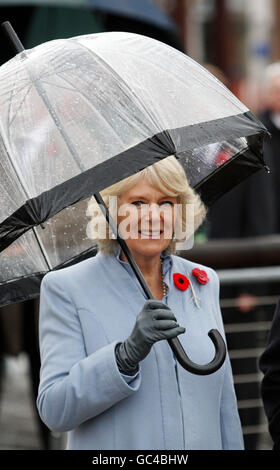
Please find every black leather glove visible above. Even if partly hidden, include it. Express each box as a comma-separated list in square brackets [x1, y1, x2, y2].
[115, 299, 186, 375]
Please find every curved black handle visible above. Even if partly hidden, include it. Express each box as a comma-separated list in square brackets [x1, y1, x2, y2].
[94, 196, 227, 376]
[168, 329, 226, 375]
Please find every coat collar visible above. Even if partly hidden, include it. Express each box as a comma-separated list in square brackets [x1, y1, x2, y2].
[115, 245, 173, 278]
[95, 246, 201, 312]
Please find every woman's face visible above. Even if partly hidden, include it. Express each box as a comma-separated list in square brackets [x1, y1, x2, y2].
[117, 177, 179, 258]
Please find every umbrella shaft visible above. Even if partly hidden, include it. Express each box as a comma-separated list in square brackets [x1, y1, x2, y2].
[2, 21, 25, 53]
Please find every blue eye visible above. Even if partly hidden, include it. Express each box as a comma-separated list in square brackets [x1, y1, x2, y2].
[131, 201, 144, 206]
[161, 201, 174, 206]
[130, 201, 174, 207]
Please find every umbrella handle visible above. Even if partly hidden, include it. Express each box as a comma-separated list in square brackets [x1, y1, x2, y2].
[94, 192, 226, 376]
[168, 331, 226, 375]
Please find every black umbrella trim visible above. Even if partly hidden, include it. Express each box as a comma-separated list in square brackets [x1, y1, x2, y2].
[0, 132, 269, 306]
[195, 134, 267, 205]
[0, 110, 268, 257]
[0, 245, 98, 308]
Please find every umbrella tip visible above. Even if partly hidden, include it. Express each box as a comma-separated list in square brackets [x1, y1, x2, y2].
[1, 21, 25, 54]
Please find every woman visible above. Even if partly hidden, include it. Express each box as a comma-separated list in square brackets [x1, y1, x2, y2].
[37, 155, 244, 450]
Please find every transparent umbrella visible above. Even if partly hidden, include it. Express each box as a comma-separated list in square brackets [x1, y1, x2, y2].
[0, 22, 269, 374]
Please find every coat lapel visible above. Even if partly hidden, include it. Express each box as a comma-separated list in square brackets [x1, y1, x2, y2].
[90, 251, 217, 365]
[89, 252, 150, 341]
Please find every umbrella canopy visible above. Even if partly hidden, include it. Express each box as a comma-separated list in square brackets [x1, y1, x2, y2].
[0, 30, 268, 308]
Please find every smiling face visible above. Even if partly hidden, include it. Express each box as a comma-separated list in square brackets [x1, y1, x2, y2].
[117, 177, 179, 259]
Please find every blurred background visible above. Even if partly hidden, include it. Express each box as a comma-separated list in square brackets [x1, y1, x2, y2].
[0, 0, 280, 450]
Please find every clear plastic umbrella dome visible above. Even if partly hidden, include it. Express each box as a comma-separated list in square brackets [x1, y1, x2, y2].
[0, 31, 268, 307]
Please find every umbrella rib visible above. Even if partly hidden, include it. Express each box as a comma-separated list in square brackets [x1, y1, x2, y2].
[0, 81, 30, 104]
[6, 73, 29, 125]
[47, 77, 130, 145]
[36, 41, 161, 134]
[24, 54, 96, 85]
[39, 79, 75, 93]
[30, 77, 86, 172]
[6, 80, 35, 193]
[58, 69, 155, 134]
[0, 130, 52, 270]
[102, 47, 245, 113]
[2, 55, 68, 271]
[67, 39, 162, 132]
[7, 83, 33, 129]
[7, 77, 18, 131]
[30, 64, 76, 83]
[42, 74, 152, 143]
[13, 46, 92, 172]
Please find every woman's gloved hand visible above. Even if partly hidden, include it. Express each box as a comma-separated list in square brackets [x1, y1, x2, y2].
[115, 299, 186, 375]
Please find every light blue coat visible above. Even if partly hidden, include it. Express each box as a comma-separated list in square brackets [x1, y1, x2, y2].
[37, 248, 244, 450]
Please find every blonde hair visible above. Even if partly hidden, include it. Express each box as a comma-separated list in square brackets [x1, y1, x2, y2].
[86, 155, 207, 255]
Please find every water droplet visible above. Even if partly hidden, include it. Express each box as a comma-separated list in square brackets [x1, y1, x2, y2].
[264, 165, 270, 174]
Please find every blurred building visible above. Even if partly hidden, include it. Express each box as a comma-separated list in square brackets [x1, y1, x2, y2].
[0, 1, 182, 66]
[164, 0, 278, 112]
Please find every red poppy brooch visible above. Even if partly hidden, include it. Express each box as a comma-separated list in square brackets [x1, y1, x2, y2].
[173, 268, 209, 309]
[192, 267, 210, 285]
[173, 273, 190, 291]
